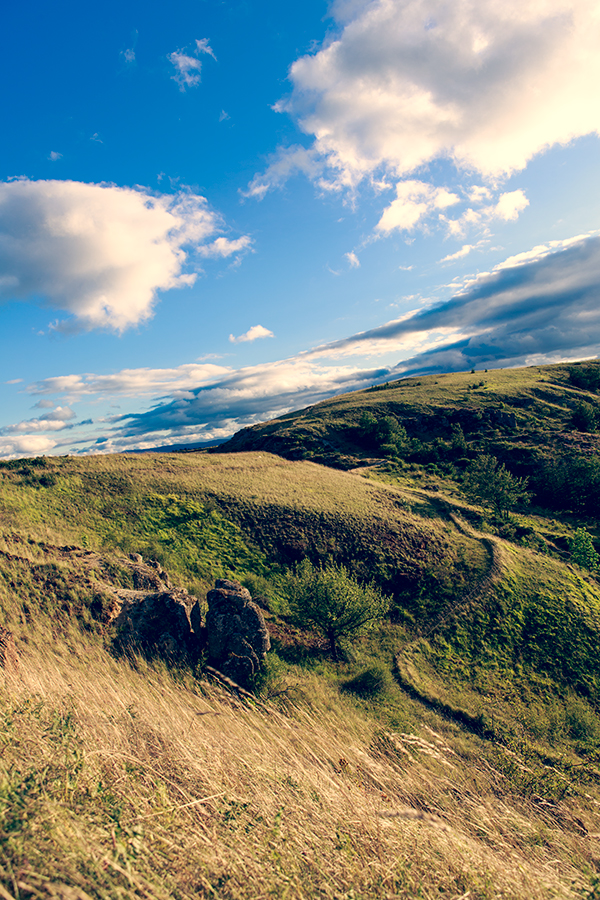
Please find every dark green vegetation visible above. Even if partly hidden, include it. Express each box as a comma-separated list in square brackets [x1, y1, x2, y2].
[2, 359, 600, 898]
[220, 360, 600, 512]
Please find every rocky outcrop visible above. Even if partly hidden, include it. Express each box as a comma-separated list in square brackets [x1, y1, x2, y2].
[194, 579, 270, 686]
[128, 554, 173, 591]
[112, 589, 196, 658]
[109, 571, 271, 686]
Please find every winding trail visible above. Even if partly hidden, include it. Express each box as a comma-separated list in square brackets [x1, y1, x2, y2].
[391, 492, 507, 738]
[419, 499, 505, 640]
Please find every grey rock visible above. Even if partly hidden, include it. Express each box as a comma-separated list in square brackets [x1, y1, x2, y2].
[205, 579, 270, 685]
[113, 590, 193, 658]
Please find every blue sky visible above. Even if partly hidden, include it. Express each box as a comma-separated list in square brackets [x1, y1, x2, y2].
[1, 0, 600, 457]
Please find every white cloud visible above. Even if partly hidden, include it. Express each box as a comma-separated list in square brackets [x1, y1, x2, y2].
[229, 325, 275, 344]
[439, 238, 490, 263]
[282, 0, 600, 184]
[27, 362, 232, 399]
[250, 0, 600, 234]
[48, 152, 62, 162]
[345, 251, 360, 267]
[0, 179, 250, 331]
[440, 244, 475, 263]
[195, 38, 216, 60]
[168, 39, 216, 91]
[197, 235, 252, 258]
[494, 189, 529, 221]
[443, 189, 529, 237]
[243, 146, 327, 199]
[3, 406, 76, 435]
[377, 181, 460, 233]
[168, 51, 203, 90]
[0, 435, 57, 458]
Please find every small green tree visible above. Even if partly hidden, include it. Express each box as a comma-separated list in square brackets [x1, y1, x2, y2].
[571, 400, 598, 433]
[462, 454, 530, 518]
[569, 528, 599, 572]
[286, 559, 390, 660]
[450, 423, 467, 452]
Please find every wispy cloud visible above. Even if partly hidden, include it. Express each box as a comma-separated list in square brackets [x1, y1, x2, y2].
[304, 232, 600, 366]
[194, 38, 216, 60]
[168, 38, 216, 91]
[0, 179, 250, 332]
[229, 325, 274, 344]
[48, 151, 62, 162]
[439, 240, 489, 264]
[345, 251, 360, 268]
[1, 406, 76, 435]
[27, 363, 232, 399]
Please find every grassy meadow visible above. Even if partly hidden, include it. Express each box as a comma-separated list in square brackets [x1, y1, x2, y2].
[2, 361, 600, 897]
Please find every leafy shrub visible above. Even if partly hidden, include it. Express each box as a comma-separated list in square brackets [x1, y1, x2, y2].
[571, 400, 598, 432]
[286, 559, 390, 660]
[565, 696, 600, 742]
[569, 528, 599, 572]
[537, 453, 600, 514]
[568, 364, 600, 392]
[462, 454, 530, 518]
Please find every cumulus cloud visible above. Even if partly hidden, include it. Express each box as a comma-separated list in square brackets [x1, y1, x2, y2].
[168, 38, 216, 90]
[229, 325, 275, 344]
[0, 179, 250, 331]
[376, 181, 460, 232]
[283, 0, 600, 182]
[0, 435, 57, 458]
[494, 189, 529, 221]
[250, 0, 599, 232]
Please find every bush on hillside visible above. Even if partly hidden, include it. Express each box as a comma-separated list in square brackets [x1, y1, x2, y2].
[568, 364, 600, 393]
[341, 662, 393, 698]
[536, 453, 600, 515]
[571, 400, 598, 433]
[286, 559, 390, 660]
[569, 528, 599, 573]
[462, 454, 530, 519]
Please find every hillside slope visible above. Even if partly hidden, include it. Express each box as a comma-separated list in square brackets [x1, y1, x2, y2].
[2, 384, 600, 896]
[217, 362, 600, 495]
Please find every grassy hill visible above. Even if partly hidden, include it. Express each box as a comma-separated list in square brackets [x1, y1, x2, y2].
[2, 361, 600, 897]
[218, 361, 600, 505]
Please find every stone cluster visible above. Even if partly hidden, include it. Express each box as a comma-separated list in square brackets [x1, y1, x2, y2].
[111, 564, 270, 687]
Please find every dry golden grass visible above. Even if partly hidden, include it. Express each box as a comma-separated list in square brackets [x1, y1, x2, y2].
[2, 626, 599, 900]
